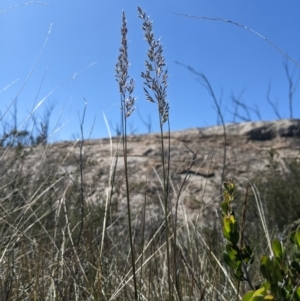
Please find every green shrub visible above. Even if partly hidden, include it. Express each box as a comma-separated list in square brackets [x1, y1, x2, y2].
[221, 179, 300, 301]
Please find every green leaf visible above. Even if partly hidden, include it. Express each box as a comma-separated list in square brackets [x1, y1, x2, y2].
[295, 286, 300, 299]
[230, 230, 239, 246]
[271, 258, 282, 282]
[260, 256, 273, 283]
[295, 225, 300, 248]
[226, 242, 239, 258]
[252, 287, 267, 297]
[222, 215, 239, 244]
[223, 251, 237, 269]
[242, 281, 270, 300]
[223, 216, 231, 233]
[234, 265, 244, 281]
[271, 239, 284, 260]
[251, 297, 264, 301]
[221, 201, 229, 216]
[263, 294, 275, 300]
[223, 216, 239, 244]
[242, 290, 254, 301]
[222, 225, 230, 241]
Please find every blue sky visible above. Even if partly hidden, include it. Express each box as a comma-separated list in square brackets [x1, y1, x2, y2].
[1, 0, 299, 141]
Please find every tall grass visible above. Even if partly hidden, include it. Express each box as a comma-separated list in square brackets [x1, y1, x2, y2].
[138, 7, 172, 300]
[115, 11, 138, 300]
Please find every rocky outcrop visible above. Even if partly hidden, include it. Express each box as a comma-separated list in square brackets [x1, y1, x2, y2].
[1, 119, 299, 227]
[199, 119, 300, 140]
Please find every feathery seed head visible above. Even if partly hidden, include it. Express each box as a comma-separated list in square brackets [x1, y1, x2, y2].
[115, 11, 136, 118]
[138, 7, 169, 125]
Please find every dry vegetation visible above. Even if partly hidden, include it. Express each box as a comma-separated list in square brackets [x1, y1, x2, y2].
[1, 6, 300, 301]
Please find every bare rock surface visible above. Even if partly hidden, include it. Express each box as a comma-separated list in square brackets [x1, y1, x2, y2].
[1, 119, 300, 228]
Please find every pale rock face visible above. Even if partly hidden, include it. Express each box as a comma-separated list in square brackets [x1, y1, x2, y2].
[198, 119, 300, 140]
[1, 119, 299, 230]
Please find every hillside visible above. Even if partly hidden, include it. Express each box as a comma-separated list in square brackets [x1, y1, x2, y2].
[1, 119, 299, 229]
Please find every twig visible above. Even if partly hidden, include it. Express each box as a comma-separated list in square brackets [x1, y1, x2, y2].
[172, 12, 300, 69]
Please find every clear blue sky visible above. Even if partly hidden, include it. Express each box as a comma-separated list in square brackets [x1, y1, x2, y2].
[1, 0, 300, 141]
